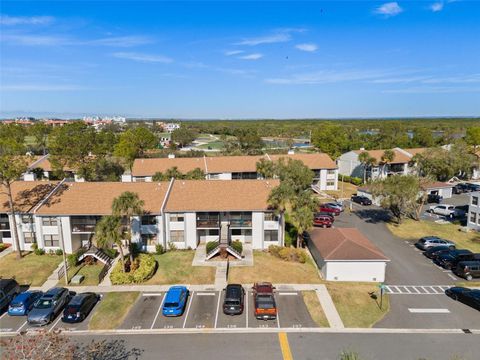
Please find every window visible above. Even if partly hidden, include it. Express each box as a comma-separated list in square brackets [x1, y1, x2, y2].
[141, 216, 157, 225]
[470, 212, 477, 224]
[43, 234, 59, 247]
[232, 172, 258, 180]
[170, 230, 184, 243]
[141, 233, 157, 246]
[264, 212, 277, 221]
[264, 230, 278, 242]
[230, 212, 252, 227]
[473, 196, 479, 206]
[0, 215, 10, 230]
[327, 169, 336, 175]
[209, 174, 220, 180]
[135, 177, 146, 182]
[231, 229, 252, 236]
[327, 181, 335, 187]
[21, 215, 33, 224]
[197, 229, 219, 237]
[23, 232, 35, 243]
[170, 214, 184, 222]
[42, 217, 58, 226]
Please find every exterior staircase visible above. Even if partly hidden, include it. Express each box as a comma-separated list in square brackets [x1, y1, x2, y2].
[78, 245, 113, 266]
[205, 224, 242, 260]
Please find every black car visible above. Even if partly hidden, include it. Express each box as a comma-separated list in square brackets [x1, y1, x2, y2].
[435, 249, 473, 269]
[453, 183, 470, 194]
[466, 183, 480, 192]
[351, 195, 372, 206]
[62, 292, 100, 323]
[427, 194, 442, 204]
[223, 284, 245, 315]
[0, 279, 20, 310]
[445, 287, 480, 311]
[453, 261, 480, 281]
[424, 245, 456, 260]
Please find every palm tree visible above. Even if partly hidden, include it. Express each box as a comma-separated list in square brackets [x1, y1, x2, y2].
[95, 215, 126, 272]
[358, 151, 376, 183]
[268, 183, 294, 246]
[381, 149, 395, 176]
[112, 191, 144, 265]
[256, 158, 276, 179]
[290, 192, 319, 248]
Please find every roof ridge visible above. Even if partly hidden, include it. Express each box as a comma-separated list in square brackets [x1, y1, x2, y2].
[339, 228, 388, 259]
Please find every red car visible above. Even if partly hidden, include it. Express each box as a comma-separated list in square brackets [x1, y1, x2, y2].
[319, 204, 341, 216]
[252, 282, 277, 320]
[313, 214, 334, 228]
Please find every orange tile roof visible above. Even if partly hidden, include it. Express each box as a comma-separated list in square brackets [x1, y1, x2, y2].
[309, 228, 389, 261]
[205, 155, 266, 173]
[165, 179, 279, 212]
[132, 157, 206, 176]
[36, 182, 170, 215]
[353, 149, 411, 164]
[0, 181, 59, 213]
[269, 153, 337, 169]
[402, 148, 428, 156]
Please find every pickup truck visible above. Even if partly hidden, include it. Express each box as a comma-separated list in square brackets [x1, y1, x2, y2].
[252, 282, 277, 320]
[429, 205, 461, 218]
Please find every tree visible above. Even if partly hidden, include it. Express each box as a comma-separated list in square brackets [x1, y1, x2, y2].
[380, 149, 395, 175]
[290, 192, 319, 247]
[466, 127, 480, 151]
[412, 127, 435, 148]
[152, 171, 165, 182]
[268, 183, 293, 247]
[370, 175, 423, 224]
[185, 167, 205, 180]
[358, 151, 376, 183]
[29, 122, 51, 155]
[114, 128, 157, 170]
[164, 166, 183, 180]
[256, 158, 276, 179]
[95, 215, 126, 272]
[171, 127, 197, 148]
[112, 192, 144, 265]
[235, 129, 263, 154]
[311, 123, 350, 158]
[276, 158, 314, 193]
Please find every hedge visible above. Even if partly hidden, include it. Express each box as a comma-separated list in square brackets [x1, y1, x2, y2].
[110, 254, 157, 285]
[206, 241, 219, 254]
[268, 245, 307, 263]
[231, 240, 243, 254]
[341, 176, 363, 186]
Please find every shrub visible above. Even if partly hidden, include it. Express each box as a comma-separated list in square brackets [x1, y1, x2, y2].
[110, 254, 157, 285]
[34, 248, 45, 256]
[269, 246, 307, 263]
[268, 245, 282, 257]
[55, 249, 63, 256]
[342, 176, 362, 186]
[155, 244, 165, 255]
[0, 243, 6, 252]
[206, 241, 218, 254]
[102, 248, 118, 259]
[31, 242, 38, 251]
[231, 240, 243, 254]
[67, 253, 78, 268]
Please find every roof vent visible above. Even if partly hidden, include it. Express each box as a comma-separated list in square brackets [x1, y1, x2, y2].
[168, 154, 175, 159]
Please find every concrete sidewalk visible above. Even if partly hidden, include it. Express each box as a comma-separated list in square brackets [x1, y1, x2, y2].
[315, 284, 345, 329]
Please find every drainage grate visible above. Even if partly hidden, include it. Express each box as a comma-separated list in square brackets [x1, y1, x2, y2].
[462, 329, 472, 334]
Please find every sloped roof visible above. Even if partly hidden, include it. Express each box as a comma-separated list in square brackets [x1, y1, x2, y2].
[269, 153, 337, 169]
[309, 228, 389, 261]
[0, 181, 59, 213]
[165, 179, 279, 212]
[132, 157, 206, 176]
[352, 149, 411, 164]
[205, 155, 266, 173]
[36, 182, 170, 215]
[402, 148, 428, 157]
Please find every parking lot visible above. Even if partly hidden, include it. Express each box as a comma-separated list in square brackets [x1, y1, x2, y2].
[0, 290, 317, 334]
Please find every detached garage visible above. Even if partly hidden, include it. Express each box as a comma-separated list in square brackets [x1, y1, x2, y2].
[307, 228, 389, 282]
[423, 182, 453, 200]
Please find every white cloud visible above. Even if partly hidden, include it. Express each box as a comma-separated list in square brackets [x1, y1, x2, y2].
[112, 52, 173, 63]
[0, 34, 153, 47]
[0, 34, 69, 46]
[238, 53, 263, 60]
[430, 2, 444, 12]
[266, 69, 395, 85]
[374, 2, 403, 17]
[236, 33, 291, 46]
[225, 50, 244, 56]
[383, 86, 480, 94]
[87, 36, 152, 47]
[0, 84, 86, 91]
[295, 43, 318, 52]
[0, 15, 54, 26]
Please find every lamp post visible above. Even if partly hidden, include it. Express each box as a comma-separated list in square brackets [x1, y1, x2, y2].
[58, 218, 69, 286]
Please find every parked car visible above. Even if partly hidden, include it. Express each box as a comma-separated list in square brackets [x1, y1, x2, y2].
[435, 249, 473, 269]
[162, 286, 188, 317]
[351, 195, 372, 206]
[319, 204, 341, 216]
[424, 245, 456, 260]
[324, 202, 344, 212]
[27, 287, 73, 326]
[62, 292, 100, 323]
[466, 183, 480, 192]
[444, 253, 480, 270]
[252, 282, 277, 320]
[453, 183, 470, 194]
[445, 287, 480, 311]
[313, 213, 334, 228]
[428, 205, 460, 218]
[0, 279, 20, 311]
[8, 291, 43, 316]
[427, 194, 443, 204]
[223, 284, 245, 315]
[415, 236, 455, 251]
[453, 261, 480, 281]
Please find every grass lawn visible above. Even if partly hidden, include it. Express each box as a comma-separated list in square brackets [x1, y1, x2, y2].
[387, 219, 480, 253]
[302, 291, 329, 327]
[325, 181, 358, 200]
[198, 141, 225, 149]
[228, 251, 322, 284]
[326, 283, 390, 328]
[89, 292, 139, 330]
[145, 251, 215, 285]
[61, 263, 105, 286]
[0, 252, 62, 286]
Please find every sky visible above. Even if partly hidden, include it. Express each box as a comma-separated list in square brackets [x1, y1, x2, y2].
[1, 0, 480, 119]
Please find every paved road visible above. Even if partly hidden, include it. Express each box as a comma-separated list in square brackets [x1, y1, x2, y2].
[69, 333, 480, 360]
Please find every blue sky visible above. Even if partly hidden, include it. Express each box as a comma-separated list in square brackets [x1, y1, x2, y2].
[1, 1, 479, 119]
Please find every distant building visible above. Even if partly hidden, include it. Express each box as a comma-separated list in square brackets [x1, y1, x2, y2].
[164, 123, 180, 133]
[467, 192, 480, 231]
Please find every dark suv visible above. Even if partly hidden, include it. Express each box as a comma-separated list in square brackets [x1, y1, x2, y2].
[223, 284, 245, 315]
[454, 261, 480, 281]
[351, 196, 372, 206]
[435, 249, 474, 269]
[0, 279, 20, 310]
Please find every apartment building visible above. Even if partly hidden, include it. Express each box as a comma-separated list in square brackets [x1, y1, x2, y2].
[0, 179, 282, 254]
[467, 192, 480, 231]
[125, 152, 338, 191]
[23, 154, 83, 182]
[337, 147, 427, 181]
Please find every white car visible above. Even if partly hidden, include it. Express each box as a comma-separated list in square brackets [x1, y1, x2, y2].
[429, 205, 459, 218]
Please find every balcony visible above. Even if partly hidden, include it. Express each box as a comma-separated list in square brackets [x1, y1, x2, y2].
[197, 219, 220, 228]
[0, 222, 10, 230]
[71, 224, 96, 233]
[230, 219, 252, 227]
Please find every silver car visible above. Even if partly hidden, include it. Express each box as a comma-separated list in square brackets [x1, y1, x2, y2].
[415, 236, 455, 251]
[27, 287, 72, 326]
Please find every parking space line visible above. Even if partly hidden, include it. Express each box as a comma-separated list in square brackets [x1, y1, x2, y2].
[278, 292, 298, 296]
[150, 294, 165, 329]
[197, 292, 215, 296]
[392, 286, 401, 293]
[214, 291, 221, 328]
[447, 273, 457, 280]
[385, 285, 392, 293]
[49, 315, 63, 332]
[143, 293, 162, 297]
[428, 286, 439, 294]
[408, 308, 450, 314]
[404, 287, 412, 294]
[411, 287, 421, 294]
[245, 293, 249, 328]
[276, 305, 280, 328]
[17, 321, 28, 333]
[182, 291, 194, 329]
